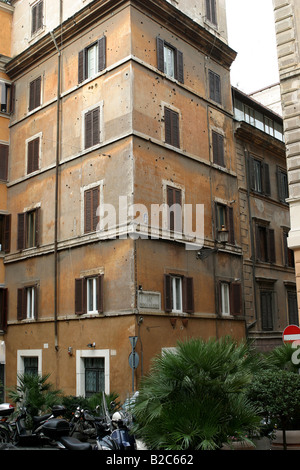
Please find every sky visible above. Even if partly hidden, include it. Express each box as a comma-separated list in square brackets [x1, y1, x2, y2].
[226, 0, 280, 94]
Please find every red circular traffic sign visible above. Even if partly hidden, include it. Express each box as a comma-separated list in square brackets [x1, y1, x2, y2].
[283, 325, 300, 344]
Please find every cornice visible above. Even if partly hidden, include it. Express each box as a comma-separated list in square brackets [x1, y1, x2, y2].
[6, 0, 236, 79]
[0, 1, 14, 14]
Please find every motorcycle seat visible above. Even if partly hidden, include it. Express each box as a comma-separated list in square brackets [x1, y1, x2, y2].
[33, 413, 52, 424]
[59, 436, 93, 451]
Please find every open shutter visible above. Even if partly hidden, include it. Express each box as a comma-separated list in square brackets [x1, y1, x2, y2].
[182, 277, 194, 313]
[227, 206, 235, 244]
[268, 228, 276, 263]
[164, 107, 172, 144]
[156, 37, 165, 72]
[164, 274, 172, 313]
[171, 109, 180, 148]
[29, 80, 35, 111]
[98, 36, 106, 72]
[97, 274, 104, 313]
[176, 50, 184, 83]
[263, 163, 271, 196]
[34, 286, 38, 320]
[35, 207, 40, 247]
[4, 214, 11, 253]
[17, 213, 25, 250]
[10, 82, 15, 114]
[0, 144, 8, 181]
[78, 50, 85, 83]
[75, 278, 85, 315]
[230, 283, 242, 316]
[17, 288, 25, 321]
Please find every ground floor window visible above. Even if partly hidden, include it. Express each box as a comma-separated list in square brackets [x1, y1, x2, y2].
[17, 350, 42, 378]
[24, 356, 38, 376]
[84, 357, 105, 397]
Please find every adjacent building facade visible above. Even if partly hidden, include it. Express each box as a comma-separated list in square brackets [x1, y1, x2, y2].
[273, 0, 300, 322]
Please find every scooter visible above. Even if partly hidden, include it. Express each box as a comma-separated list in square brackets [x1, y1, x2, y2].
[0, 403, 14, 444]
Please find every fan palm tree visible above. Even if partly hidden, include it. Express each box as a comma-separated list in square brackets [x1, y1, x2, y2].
[132, 336, 263, 450]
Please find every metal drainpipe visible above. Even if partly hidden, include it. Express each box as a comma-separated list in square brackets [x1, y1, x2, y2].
[50, 3, 62, 351]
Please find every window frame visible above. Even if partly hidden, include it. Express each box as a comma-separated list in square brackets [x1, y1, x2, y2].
[205, 0, 217, 26]
[260, 290, 274, 331]
[26, 134, 41, 174]
[31, 0, 44, 36]
[17, 284, 38, 321]
[208, 70, 221, 104]
[164, 106, 180, 148]
[29, 76, 42, 112]
[212, 130, 225, 167]
[0, 81, 12, 114]
[219, 281, 242, 316]
[215, 202, 235, 244]
[248, 156, 271, 196]
[277, 166, 289, 203]
[164, 274, 194, 314]
[78, 36, 107, 84]
[17, 207, 40, 251]
[75, 274, 104, 315]
[156, 37, 184, 83]
[255, 221, 276, 264]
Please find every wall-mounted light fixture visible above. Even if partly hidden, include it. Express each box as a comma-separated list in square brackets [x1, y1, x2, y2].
[197, 225, 229, 260]
[87, 342, 96, 348]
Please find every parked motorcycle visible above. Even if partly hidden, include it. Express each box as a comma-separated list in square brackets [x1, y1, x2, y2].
[0, 403, 14, 444]
[69, 406, 98, 440]
[4, 403, 66, 447]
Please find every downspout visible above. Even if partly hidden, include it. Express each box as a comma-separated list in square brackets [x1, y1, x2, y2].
[50, 1, 62, 351]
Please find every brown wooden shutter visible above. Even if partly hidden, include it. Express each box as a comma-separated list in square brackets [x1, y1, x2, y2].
[84, 189, 92, 233]
[176, 50, 184, 84]
[230, 283, 242, 316]
[29, 77, 41, 111]
[31, 4, 37, 35]
[268, 228, 276, 263]
[164, 274, 172, 313]
[165, 108, 180, 148]
[212, 131, 224, 166]
[209, 71, 221, 103]
[156, 37, 165, 72]
[92, 186, 100, 231]
[227, 206, 235, 244]
[17, 213, 25, 250]
[35, 207, 40, 247]
[0, 288, 8, 332]
[85, 110, 92, 149]
[263, 163, 271, 196]
[17, 288, 25, 320]
[37, 1, 43, 31]
[164, 107, 172, 145]
[0, 144, 8, 181]
[78, 50, 85, 83]
[98, 36, 106, 72]
[27, 138, 39, 174]
[33, 286, 38, 320]
[75, 278, 86, 315]
[183, 277, 194, 313]
[97, 274, 104, 313]
[29, 80, 35, 111]
[10, 82, 15, 114]
[92, 107, 100, 146]
[4, 214, 11, 253]
[171, 110, 180, 148]
[261, 291, 273, 330]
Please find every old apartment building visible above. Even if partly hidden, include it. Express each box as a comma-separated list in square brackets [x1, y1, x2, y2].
[0, 0, 295, 399]
[273, 0, 300, 322]
[233, 87, 296, 351]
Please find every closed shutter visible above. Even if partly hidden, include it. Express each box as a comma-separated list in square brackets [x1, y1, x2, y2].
[0, 289, 8, 332]
[37, 1, 43, 31]
[268, 228, 276, 263]
[17, 288, 25, 321]
[85, 107, 100, 149]
[27, 138, 39, 174]
[182, 277, 194, 313]
[10, 83, 15, 114]
[92, 108, 100, 146]
[35, 207, 40, 247]
[164, 274, 172, 313]
[84, 187, 99, 233]
[212, 131, 224, 166]
[261, 291, 273, 330]
[29, 77, 41, 111]
[92, 186, 100, 232]
[167, 186, 182, 232]
[78, 50, 85, 83]
[164, 107, 180, 148]
[75, 278, 86, 315]
[4, 214, 11, 253]
[34, 286, 38, 320]
[209, 71, 221, 103]
[288, 292, 298, 325]
[227, 206, 235, 244]
[17, 213, 26, 250]
[230, 283, 242, 315]
[0, 144, 8, 181]
[98, 36, 106, 72]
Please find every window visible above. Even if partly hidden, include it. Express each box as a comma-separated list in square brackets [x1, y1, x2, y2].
[85, 358, 105, 397]
[0, 214, 11, 253]
[209, 70, 221, 104]
[84, 186, 100, 233]
[219, 281, 242, 316]
[17, 208, 40, 250]
[212, 131, 225, 167]
[260, 290, 273, 331]
[75, 274, 104, 315]
[164, 107, 180, 148]
[0, 82, 11, 114]
[24, 357, 38, 376]
[78, 37, 106, 83]
[164, 274, 194, 313]
[206, 0, 217, 25]
[0, 288, 8, 332]
[29, 76, 41, 111]
[27, 137, 40, 174]
[31, 0, 43, 35]
[166, 185, 182, 232]
[156, 37, 184, 83]
[283, 230, 295, 268]
[288, 291, 298, 326]
[215, 203, 235, 244]
[0, 144, 8, 181]
[255, 223, 276, 263]
[277, 167, 289, 203]
[84, 107, 100, 149]
[248, 156, 270, 196]
[17, 285, 38, 320]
